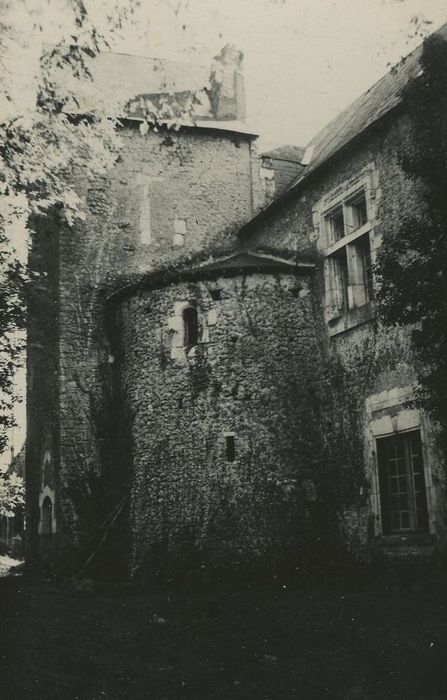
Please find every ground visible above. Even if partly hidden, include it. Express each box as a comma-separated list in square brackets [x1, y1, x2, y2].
[1, 572, 447, 700]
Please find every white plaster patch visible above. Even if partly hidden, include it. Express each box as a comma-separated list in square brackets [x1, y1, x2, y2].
[259, 166, 274, 180]
[207, 309, 217, 326]
[174, 216, 186, 234]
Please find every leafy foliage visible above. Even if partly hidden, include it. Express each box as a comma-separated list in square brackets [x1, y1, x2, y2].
[0, 472, 25, 518]
[0, 0, 202, 453]
[375, 33, 447, 425]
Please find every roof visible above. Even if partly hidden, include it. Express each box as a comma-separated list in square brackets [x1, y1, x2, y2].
[196, 250, 314, 273]
[237, 22, 447, 235]
[261, 145, 305, 163]
[286, 22, 447, 189]
[107, 250, 314, 303]
[46, 46, 256, 137]
[260, 145, 307, 195]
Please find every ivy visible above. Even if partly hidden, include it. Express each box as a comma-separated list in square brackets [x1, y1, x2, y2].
[375, 33, 447, 428]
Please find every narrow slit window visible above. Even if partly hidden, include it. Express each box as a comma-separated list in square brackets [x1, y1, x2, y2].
[182, 306, 198, 347]
[226, 435, 236, 462]
[41, 496, 53, 536]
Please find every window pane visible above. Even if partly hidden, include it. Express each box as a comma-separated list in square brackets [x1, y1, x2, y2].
[377, 431, 429, 535]
[327, 206, 345, 242]
[347, 191, 368, 231]
[329, 248, 349, 315]
[357, 234, 374, 302]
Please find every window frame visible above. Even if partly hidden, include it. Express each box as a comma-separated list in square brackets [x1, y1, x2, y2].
[182, 305, 199, 348]
[376, 430, 429, 536]
[323, 183, 375, 322]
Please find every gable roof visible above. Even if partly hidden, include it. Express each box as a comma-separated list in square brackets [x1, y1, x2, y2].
[288, 22, 447, 189]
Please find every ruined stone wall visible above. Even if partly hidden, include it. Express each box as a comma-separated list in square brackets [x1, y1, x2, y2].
[52, 125, 257, 558]
[243, 113, 447, 553]
[116, 271, 326, 577]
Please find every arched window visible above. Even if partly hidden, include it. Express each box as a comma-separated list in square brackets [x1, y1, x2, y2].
[182, 306, 198, 347]
[41, 496, 53, 536]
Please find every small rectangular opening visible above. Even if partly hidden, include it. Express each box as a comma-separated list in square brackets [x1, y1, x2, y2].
[225, 435, 236, 462]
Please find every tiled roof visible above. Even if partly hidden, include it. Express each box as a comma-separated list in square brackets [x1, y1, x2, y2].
[283, 22, 447, 191]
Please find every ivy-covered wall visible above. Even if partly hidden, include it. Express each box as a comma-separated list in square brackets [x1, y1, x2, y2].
[29, 124, 259, 569]
[116, 271, 327, 577]
[242, 112, 447, 552]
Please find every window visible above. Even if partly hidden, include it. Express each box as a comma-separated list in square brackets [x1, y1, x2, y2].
[377, 431, 428, 535]
[182, 306, 198, 347]
[326, 204, 345, 242]
[327, 247, 349, 315]
[41, 496, 53, 536]
[324, 187, 374, 318]
[357, 234, 374, 303]
[225, 435, 236, 462]
[345, 190, 368, 232]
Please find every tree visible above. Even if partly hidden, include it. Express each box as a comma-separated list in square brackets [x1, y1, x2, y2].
[0, 472, 25, 518]
[0, 1, 131, 452]
[0, 0, 200, 453]
[375, 32, 447, 429]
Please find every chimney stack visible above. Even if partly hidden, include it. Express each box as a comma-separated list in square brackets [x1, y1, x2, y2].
[208, 44, 246, 121]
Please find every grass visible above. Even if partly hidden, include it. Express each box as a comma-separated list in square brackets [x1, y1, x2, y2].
[1, 575, 447, 700]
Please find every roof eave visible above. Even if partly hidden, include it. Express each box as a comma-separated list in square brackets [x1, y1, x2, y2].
[65, 109, 258, 137]
[238, 100, 404, 240]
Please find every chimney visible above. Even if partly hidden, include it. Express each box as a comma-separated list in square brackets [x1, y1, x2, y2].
[208, 44, 246, 121]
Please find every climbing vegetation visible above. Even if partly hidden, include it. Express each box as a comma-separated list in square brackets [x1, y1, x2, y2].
[375, 32, 447, 431]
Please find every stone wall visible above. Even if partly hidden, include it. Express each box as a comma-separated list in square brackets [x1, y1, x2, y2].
[116, 270, 326, 577]
[29, 123, 259, 565]
[242, 113, 447, 552]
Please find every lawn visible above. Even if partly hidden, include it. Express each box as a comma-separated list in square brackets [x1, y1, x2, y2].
[1, 574, 447, 700]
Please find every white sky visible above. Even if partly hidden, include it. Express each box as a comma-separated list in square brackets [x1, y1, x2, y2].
[109, 0, 447, 149]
